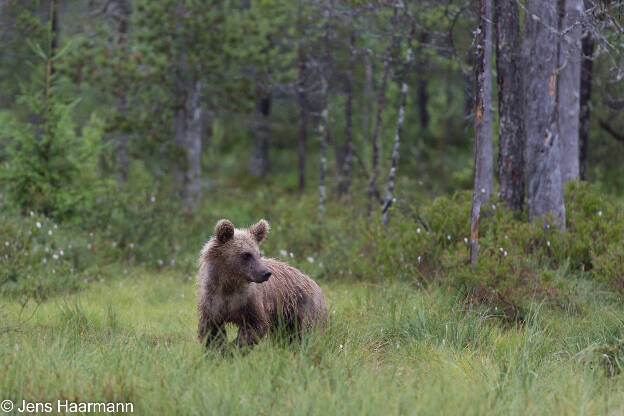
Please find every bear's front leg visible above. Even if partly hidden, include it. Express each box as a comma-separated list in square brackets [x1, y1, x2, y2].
[198, 310, 225, 349]
[234, 320, 267, 348]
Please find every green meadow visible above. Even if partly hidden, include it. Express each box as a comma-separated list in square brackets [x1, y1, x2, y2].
[3, 265, 624, 415]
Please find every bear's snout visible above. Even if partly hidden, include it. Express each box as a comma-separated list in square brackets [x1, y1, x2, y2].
[258, 269, 272, 283]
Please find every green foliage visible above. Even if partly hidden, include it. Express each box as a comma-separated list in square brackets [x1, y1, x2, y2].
[0, 83, 101, 220]
[0, 99, 103, 220]
[84, 162, 188, 269]
[2, 177, 624, 315]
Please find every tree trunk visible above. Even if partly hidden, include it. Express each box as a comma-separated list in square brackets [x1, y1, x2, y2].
[470, 0, 494, 264]
[362, 52, 374, 136]
[367, 6, 399, 217]
[338, 29, 355, 196]
[297, 46, 307, 191]
[174, 81, 202, 211]
[112, 0, 130, 182]
[557, 0, 583, 183]
[49, 0, 58, 76]
[494, 0, 525, 212]
[318, 5, 330, 215]
[115, 94, 129, 182]
[579, 13, 594, 181]
[382, 19, 416, 225]
[524, 0, 566, 229]
[416, 31, 430, 130]
[463, 52, 475, 126]
[249, 95, 271, 177]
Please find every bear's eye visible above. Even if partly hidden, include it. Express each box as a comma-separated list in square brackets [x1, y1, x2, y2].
[241, 252, 252, 261]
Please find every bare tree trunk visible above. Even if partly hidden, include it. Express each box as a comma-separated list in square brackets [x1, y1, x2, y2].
[318, 5, 330, 215]
[174, 80, 202, 211]
[111, 0, 130, 182]
[296, 0, 307, 191]
[524, 0, 566, 229]
[249, 95, 271, 177]
[49, 0, 57, 76]
[362, 52, 374, 135]
[470, 0, 494, 265]
[579, 10, 594, 181]
[416, 31, 430, 130]
[557, 0, 583, 183]
[367, 6, 399, 217]
[382, 19, 416, 225]
[494, 0, 525, 211]
[297, 47, 307, 191]
[338, 29, 355, 196]
[463, 52, 475, 126]
[115, 94, 129, 182]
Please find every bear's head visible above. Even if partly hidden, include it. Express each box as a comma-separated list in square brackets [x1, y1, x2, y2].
[204, 219, 272, 284]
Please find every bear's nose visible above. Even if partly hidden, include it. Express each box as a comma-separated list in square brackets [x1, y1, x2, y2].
[263, 269, 272, 279]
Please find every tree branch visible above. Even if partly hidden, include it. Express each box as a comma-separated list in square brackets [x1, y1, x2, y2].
[599, 118, 624, 143]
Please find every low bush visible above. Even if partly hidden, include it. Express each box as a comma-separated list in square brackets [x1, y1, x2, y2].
[1, 178, 623, 316]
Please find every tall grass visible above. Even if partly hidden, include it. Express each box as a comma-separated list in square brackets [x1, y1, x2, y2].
[2, 271, 624, 415]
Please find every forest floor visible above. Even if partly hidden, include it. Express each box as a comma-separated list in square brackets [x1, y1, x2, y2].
[2, 266, 624, 415]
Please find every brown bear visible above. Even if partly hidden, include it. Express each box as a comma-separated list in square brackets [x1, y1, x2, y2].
[197, 219, 327, 348]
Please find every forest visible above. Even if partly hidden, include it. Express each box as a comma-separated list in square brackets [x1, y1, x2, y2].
[1, 0, 624, 414]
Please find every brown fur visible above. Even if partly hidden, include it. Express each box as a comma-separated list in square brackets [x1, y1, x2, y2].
[197, 219, 327, 347]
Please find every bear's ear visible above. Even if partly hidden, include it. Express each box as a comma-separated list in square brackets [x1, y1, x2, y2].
[249, 219, 270, 244]
[214, 219, 234, 244]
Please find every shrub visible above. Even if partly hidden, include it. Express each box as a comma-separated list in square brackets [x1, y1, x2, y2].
[0, 85, 104, 222]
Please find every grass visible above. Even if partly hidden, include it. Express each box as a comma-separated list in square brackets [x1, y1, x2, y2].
[2, 267, 624, 415]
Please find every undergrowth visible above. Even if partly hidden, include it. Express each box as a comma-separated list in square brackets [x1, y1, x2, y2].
[1, 178, 623, 319]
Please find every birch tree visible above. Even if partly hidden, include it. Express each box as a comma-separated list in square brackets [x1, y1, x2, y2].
[382, 15, 415, 225]
[470, 0, 494, 264]
[524, 0, 566, 228]
[367, 6, 399, 217]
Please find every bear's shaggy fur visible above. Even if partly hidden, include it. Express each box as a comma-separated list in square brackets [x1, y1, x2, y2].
[197, 219, 327, 347]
